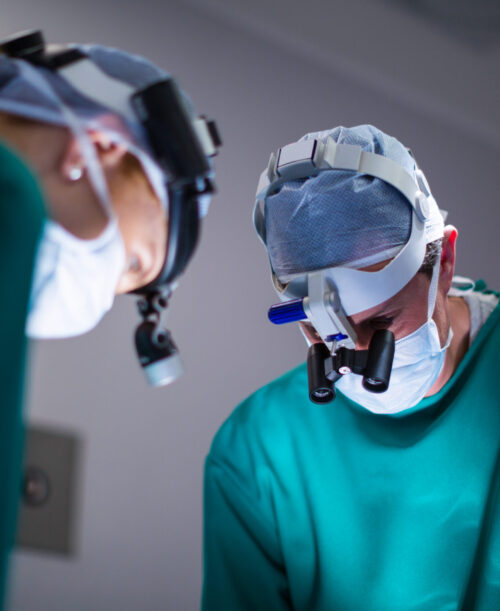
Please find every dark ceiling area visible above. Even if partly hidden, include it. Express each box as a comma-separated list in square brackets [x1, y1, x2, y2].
[385, 0, 500, 48]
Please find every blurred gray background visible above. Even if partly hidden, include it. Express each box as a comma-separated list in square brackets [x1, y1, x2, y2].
[2, 0, 499, 609]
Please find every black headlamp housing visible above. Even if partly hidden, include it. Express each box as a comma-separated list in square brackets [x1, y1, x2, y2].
[130, 78, 221, 290]
[127, 74, 221, 387]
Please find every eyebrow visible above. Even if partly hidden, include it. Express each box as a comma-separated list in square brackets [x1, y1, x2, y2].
[353, 308, 401, 326]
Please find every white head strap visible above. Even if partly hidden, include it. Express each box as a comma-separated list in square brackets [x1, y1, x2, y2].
[254, 137, 446, 316]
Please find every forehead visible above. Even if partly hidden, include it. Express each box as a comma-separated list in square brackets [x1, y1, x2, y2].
[348, 271, 430, 323]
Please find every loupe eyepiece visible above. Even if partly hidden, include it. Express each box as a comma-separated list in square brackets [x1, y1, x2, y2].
[362, 329, 395, 393]
[307, 343, 335, 404]
[135, 320, 184, 387]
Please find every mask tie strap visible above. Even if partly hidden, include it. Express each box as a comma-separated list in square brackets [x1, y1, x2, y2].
[15, 59, 115, 220]
[428, 246, 453, 350]
[427, 252, 441, 319]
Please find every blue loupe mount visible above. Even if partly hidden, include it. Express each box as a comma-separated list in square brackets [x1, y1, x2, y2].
[269, 300, 395, 404]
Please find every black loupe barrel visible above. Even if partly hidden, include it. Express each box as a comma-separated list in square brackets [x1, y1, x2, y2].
[307, 343, 335, 404]
[362, 330, 395, 393]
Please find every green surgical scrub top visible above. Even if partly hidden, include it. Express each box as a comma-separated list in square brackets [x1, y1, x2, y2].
[203, 286, 500, 611]
[0, 142, 45, 609]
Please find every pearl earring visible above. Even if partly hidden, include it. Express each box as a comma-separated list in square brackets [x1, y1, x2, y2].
[69, 166, 83, 181]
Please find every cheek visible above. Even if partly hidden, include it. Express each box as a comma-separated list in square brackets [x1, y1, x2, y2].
[146, 203, 168, 280]
[392, 309, 428, 340]
[351, 306, 429, 348]
[114, 195, 167, 292]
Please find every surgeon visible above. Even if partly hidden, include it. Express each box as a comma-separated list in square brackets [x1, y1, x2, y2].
[202, 125, 499, 610]
[0, 29, 220, 609]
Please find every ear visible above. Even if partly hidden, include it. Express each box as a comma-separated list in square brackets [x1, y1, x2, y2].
[439, 225, 458, 294]
[88, 131, 128, 168]
[60, 134, 84, 182]
[59, 131, 127, 181]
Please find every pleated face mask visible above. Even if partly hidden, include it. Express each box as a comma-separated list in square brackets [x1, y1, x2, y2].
[14, 58, 128, 339]
[26, 218, 126, 338]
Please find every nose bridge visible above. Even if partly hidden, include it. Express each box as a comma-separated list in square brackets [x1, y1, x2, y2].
[353, 326, 373, 351]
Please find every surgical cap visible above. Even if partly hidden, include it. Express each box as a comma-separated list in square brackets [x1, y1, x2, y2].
[0, 43, 205, 208]
[264, 125, 419, 282]
[0, 45, 168, 152]
[0, 44, 170, 154]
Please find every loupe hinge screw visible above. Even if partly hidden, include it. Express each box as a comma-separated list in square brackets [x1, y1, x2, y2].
[137, 288, 171, 321]
[334, 347, 368, 376]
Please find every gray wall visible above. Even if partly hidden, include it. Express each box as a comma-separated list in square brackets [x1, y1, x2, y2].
[2, 1, 499, 609]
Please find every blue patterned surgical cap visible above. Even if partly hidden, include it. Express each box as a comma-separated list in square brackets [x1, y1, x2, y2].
[264, 125, 417, 281]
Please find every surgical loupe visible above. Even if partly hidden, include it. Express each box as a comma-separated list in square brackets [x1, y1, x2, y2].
[268, 288, 395, 404]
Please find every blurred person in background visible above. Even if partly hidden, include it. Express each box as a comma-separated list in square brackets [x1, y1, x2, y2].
[0, 29, 220, 608]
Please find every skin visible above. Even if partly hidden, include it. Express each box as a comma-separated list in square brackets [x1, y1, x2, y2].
[300, 226, 471, 397]
[0, 112, 167, 294]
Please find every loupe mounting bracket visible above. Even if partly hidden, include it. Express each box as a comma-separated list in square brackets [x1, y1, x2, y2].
[134, 285, 184, 387]
[136, 286, 172, 349]
[307, 329, 395, 404]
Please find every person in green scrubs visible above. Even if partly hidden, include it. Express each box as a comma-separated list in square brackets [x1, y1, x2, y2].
[0, 47, 169, 611]
[0, 141, 45, 611]
[0, 31, 218, 609]
[202, 125, 499, 610]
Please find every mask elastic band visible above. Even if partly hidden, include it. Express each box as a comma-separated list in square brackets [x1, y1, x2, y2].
[16, 59, 115, 219]
[427, 249, 441, 319]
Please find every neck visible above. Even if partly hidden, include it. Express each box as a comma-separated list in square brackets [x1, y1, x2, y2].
[426, 295, 470, 396]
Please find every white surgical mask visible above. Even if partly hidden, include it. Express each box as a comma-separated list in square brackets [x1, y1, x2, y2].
[26, 219, 126, 339]
[336, 261, 453, 414]
[19, 60, 128, 339]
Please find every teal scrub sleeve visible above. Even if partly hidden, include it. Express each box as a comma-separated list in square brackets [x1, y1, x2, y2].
[0, 142, 45, 609]
[202, 455, 291, 611]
